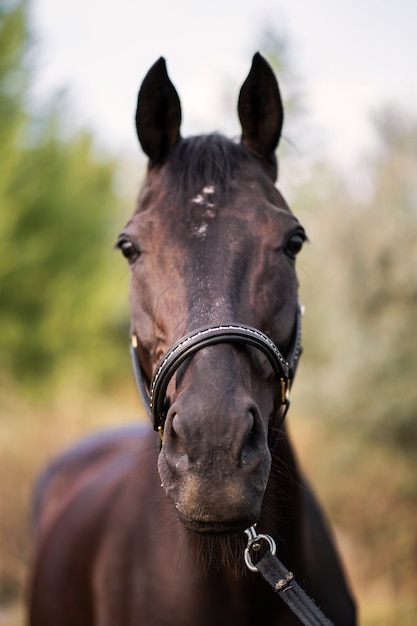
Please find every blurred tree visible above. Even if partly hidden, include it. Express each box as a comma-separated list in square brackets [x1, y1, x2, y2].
[296, 107, 417, 453]
[0, 0, 129, 394]
[345, 107, 417, 452]
[0, 0, 28, 188]
[292, 108, 417, 598]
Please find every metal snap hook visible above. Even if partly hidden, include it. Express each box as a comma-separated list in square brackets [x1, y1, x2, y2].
[244, 525, 277, 572]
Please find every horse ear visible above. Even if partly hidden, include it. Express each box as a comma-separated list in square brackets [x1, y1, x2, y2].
[238, 53, 284, 178]
[135, 57, 182, 165]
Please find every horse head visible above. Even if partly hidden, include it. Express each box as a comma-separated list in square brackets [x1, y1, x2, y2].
[117, 54, 306, 535]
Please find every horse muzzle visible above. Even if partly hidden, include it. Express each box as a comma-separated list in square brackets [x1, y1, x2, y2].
[157, 374, 272, 535]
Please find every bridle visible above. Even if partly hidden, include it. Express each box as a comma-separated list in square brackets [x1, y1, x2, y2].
[130, 304, 303, 437]
[130, 308, 335, 625]
[130, 305, 333, 626]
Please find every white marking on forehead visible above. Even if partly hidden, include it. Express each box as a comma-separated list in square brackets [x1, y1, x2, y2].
[195, 223, 208, 238]
[190, 185, 217, 220]
[191, 185, 216, 206]
[191, 185, 217, 206]
[190, 186, 217, 239]
[191, 193, 204, 205]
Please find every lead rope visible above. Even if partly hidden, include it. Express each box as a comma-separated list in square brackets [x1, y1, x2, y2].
[244, 526, 334, 626]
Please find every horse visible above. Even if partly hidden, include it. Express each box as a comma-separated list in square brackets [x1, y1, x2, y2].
[28, 53, 356, 625]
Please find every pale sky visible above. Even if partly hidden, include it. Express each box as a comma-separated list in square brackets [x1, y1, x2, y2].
[29, 0, 416, 174]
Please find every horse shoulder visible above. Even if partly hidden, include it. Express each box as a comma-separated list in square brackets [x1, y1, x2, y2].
[29, 425, 157, 626]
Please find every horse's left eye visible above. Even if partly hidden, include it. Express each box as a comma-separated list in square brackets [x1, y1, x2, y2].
[285, 232, 305, 258]
[116, 238, 141, 264]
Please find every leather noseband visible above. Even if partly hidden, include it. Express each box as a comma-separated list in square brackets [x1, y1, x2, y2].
[130, 305, 303, 433]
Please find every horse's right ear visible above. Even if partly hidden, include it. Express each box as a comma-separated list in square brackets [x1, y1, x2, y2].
[135, 58, 182, 165]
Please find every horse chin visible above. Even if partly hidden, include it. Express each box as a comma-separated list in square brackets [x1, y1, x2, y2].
[176, 509, 255, 537]
[158, 455, 266, 536]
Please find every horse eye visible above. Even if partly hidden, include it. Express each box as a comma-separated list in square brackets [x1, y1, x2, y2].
[117, 238, 141, 264]
[285, 232, 305, 259]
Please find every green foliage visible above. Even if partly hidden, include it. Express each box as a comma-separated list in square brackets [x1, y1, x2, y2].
[345, 110, 417, 451]
[294, 105, 417, 608]
[0, 0, 28, 155]
[296, 107, 417, 453]
[0, 11, 416, 621]
[0, 0, 130, 394]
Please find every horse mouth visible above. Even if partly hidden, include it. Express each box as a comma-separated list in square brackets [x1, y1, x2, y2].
[176, 509, 255, 536]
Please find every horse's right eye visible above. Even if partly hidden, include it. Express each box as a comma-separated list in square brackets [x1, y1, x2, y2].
[116, 238, 141, 264]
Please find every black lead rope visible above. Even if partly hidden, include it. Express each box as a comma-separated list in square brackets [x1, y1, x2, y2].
[257, 552, 334, 626]
[244, 526, 334, 626]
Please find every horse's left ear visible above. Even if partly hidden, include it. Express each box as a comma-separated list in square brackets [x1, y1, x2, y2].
[135, 57, 182, 166]
[238, 53, 284, 180]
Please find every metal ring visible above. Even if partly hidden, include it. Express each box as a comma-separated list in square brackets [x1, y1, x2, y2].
[244, 532, 276, 573]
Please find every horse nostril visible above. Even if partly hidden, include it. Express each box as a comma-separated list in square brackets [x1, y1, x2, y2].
[247, 408, 260, 446]
[248, 409, 257, 443]
[168, 412, 178, 440]
[239, 407, 262, 466]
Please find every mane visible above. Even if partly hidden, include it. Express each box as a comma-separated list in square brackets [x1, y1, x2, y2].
[165, 133, 250, 205]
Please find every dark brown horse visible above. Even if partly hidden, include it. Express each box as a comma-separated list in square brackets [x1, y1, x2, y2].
[29, 54, 356, 625]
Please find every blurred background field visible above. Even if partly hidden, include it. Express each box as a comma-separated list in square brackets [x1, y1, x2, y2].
[1, 1, 417, 624]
